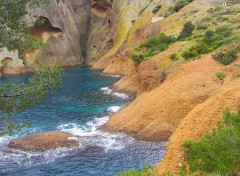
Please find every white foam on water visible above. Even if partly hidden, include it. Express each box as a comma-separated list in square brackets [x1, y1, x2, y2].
[0, 107, 130, 168]
[0, 127, 81, 168]
[58, 106, 133, 152]
[101, 87, 129, 99]
[0, 146, 78, 167]
[107, 106, 122, 113]
[109, 74, 121, 78]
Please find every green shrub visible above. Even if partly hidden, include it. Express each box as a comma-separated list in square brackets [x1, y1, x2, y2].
[131, 33, 176, 62]
[213, 47, 239, 65]
[178, 21, 195, 40]
[182, 49, 198, 60]
[152, 4, 162, 14]
[116, 163, 153, 176]
[174, 0, 194, 12]
[183, 108, 240, 175]
[164, 0, 194, 17]
[192, 42, 209, 54]
[215, 26, 233, 37]
[170, 53, 179, 61]
[131, 53, 144, 62]
[205, 30, 214, 38]
[181, 42, 208, 60]
[215, 71, 227, 80]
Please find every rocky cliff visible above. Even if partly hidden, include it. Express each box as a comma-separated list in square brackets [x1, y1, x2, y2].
[0, 0, 153, 75]
[1, 0, 240, 174]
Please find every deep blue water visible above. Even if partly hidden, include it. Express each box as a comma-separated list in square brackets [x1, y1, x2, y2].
[0, 65, 166, 176]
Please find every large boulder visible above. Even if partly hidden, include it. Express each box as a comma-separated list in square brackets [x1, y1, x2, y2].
[8, 131, 79, 151]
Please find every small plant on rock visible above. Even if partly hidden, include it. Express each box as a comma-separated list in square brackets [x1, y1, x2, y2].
[215, 71, 227, 80]
[170, 53, 179, 61]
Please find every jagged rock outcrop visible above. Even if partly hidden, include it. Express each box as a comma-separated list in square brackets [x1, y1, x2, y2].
[8, 131, 79, 151]
[0, 48, 28, 75]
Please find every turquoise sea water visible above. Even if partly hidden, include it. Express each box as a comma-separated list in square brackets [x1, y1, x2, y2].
[0, 65, 166, 176]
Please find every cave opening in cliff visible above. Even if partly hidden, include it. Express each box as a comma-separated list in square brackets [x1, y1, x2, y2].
[91, 2, 109, 18]
[29, 17, 62, 38]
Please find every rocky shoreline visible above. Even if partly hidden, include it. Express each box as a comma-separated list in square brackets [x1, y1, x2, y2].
[8, 131, 79, 151]
[1, 0, 240, 174]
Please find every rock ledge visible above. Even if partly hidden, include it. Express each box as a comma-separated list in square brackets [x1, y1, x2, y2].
[8, 131, 79, 151]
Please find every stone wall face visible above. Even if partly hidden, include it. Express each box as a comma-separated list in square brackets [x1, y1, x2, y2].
[22, 0, 91, 68]
[0, 0, 154, 74]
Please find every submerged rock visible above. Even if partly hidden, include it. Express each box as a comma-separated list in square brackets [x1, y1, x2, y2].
[8, 131, 79, 151]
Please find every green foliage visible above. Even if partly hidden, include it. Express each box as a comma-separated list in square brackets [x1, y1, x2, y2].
[181, 26, 233, 60]
[178, 22, 195, 40]
[215, 26, 233, 38]
[164, 0, 194, 17]
[173, 0, 194, 12]
[170, 53, 179, 61]
[116, 163, 154, 176]
[0, 0, 49, 53]
[213, 47, 239, 65]
[215, 71, 227, 80]
[131, 33, 176, 62]
[183, 108, 240, 175]
[0, 66, 64, 135]
[205, 30, 214, 38]
[131, 53, 144, 62]
[152, 4, 162, 14]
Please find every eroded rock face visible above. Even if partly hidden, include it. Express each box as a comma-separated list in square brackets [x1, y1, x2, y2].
[0, 48, 28, 75]
[102, 56, 223, 141]
[23, 0, 91, 68]
[88, 0, 153, 66]
[157, 60, 240, 174]
[8, 131, 79, 151]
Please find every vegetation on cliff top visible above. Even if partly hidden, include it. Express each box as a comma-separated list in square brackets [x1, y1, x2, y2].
[180, 5, 240, 63]
[131, 4, 240, 65]
[0, 66, 64, 135]
[183, 108, 240, 175]
[131, 33, 176, 62]
[117, 108, 240, 175]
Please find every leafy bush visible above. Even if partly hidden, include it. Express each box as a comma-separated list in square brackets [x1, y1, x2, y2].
[164, 0, 194, 17]
[215, 71, 227, 80]
[174, 0, 194, 12]
[170, 53, 179, 61]
[205, 30, 214, 38]
[181, 27, 230, 60]
[178, 21, 195, 40]
[215, 26, 233, 37]
[131, 33, 176, 62]
[131, 53, 144, 62]
[116, 164, 153, 176]
[183, 108, 240, 175]
[182, 49, 198, 60]
[213, 47, 239, 65]
[152, 4, 162, 14]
